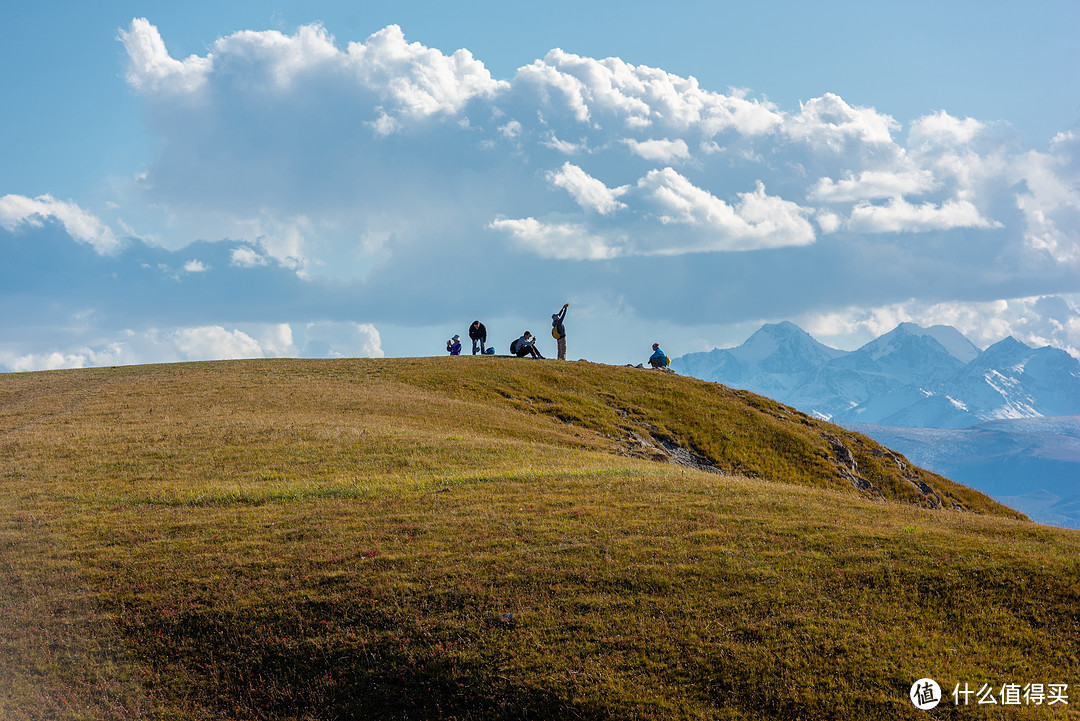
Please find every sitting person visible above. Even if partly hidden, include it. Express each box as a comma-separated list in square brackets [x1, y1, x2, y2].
[447, 335, 462, 355]
[512, 331, 544, 359]
[648, 343, 669, 368]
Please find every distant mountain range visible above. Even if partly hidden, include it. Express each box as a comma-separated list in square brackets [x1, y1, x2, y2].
[672, 321, 1080, 428]
[672, 322, 1080, 528]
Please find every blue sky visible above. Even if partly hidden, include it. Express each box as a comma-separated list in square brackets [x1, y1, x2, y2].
[3, 1, 1079, 370]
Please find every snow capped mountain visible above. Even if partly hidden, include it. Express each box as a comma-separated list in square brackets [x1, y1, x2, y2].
[672, 322, 845, 402]
[886, 339, 1080, 426]
[671, 322, 1080, 428]
[896, 322, 981, 363]
[732, 321, 846, 368]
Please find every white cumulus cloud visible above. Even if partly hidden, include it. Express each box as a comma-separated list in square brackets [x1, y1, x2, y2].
[808, 168, 939, 203]
[0, 194, 121, 254]
[544, 162, 628, 214]
[122, 19, 506, 130]
[784, 93, 900, 150]
[300, 321, 384, 358]
[230, 245, 270, 267]
[346, 24, 508, 129]
[623, 137, 691, 162]
[514, 48, 782, 135]
[909, 110, 984, 147]
[637, 169, 815, 251]
[0, 323, 305, 372]
[1013, 131, 1080, 263]
[847, 197, 999, 233]
[172, 326, 265, 360]
[119, 17, 212, 95]
[489, 217, 623, 260]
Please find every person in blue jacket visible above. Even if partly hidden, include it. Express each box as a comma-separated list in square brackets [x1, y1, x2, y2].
[648, 343, 669, 369]
[447, 335, 462, 355]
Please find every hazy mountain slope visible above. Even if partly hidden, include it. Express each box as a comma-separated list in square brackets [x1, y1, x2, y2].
[848, 416, 1080, 528]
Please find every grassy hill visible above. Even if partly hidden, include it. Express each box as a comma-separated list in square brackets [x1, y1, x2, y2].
[1, 357, 1076, 720]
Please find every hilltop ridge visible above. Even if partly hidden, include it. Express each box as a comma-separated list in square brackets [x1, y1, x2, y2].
[0, 356, 1020, 518]
[281, 356, 1016, 516]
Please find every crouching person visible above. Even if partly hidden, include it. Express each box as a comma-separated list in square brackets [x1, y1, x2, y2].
[649, 343, 669, 369]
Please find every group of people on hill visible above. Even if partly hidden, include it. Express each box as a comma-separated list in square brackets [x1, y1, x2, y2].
[446, 303, 671, 369]
[446, 304, 567, 359]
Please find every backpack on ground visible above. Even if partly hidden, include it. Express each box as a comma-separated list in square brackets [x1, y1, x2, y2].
[510, 339, 519, 354]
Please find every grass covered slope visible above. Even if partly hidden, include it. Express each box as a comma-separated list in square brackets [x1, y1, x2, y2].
[0, 357, 1075, 720]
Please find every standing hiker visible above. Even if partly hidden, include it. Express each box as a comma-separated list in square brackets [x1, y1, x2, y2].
[551, 303, 568, 360]
[469, 320, 488, 355]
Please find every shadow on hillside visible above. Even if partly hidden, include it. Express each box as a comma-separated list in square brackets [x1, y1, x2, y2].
[130, 607, 615, 721]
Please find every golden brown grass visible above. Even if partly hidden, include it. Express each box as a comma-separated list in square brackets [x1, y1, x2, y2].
[1, 358, 1075, 720]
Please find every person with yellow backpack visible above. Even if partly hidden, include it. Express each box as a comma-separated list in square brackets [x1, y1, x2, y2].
[551, 303, 568, 360]
[649, 343, 671, 369]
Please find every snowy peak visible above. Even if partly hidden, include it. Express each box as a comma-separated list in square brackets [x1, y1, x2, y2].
[672, 322, 1080, 429]
[919, 324, 982, 363]
[890, 322, 982, 362]
[732, 321, 845, 369]
[972, 336, 1033, 368]
[857, 323, 980, 362]
[848, 324, 967, 386]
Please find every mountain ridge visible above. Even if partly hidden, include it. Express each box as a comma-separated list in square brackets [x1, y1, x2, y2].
[672, 321, 1080, 428]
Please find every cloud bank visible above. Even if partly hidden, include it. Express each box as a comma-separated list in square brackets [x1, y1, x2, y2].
[3, 18, 1079, 369]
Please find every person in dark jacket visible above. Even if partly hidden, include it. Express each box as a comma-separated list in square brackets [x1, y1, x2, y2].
[469, 320, 487, 355]
[551, 303, 568, 360]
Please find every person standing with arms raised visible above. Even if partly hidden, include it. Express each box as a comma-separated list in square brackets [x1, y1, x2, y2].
[551, 303, 568, 360]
